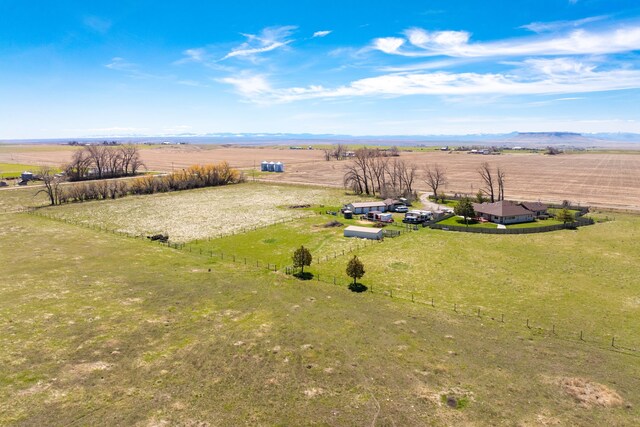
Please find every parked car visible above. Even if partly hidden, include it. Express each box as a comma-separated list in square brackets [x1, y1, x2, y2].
[395, 205, 409, 213]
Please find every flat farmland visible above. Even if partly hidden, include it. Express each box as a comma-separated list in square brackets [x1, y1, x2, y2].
[261, 151, 640, 211]
[2, 144, 640, 210]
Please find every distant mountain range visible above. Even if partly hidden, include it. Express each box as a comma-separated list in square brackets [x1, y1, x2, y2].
[3, 131, 640, 148]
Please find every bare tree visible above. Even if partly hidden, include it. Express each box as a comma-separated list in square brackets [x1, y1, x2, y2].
[333, 143, 347, 160]
[65, 145, 143, 181]
[424, 164, 447, 198]
[496, 167, 506, 201]
[478, 162, 495, 203]
[36, 167, 64, 205]
[64, 149, 91, 180]
[85, 145, 108, 178]
[119, 145, 143, 175]
[398, 160, 417, 195]
[344, 149, 417, 198]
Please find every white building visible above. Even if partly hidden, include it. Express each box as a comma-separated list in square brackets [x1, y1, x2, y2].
[344, 226, 383, 240]
[346, 201, 388, 214]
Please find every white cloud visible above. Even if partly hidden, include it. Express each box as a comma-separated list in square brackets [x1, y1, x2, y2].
[219, 60, 640, 103]
[372, 37, 406, 54]
[312, 30, 332, 38]
[372, 25, 640, 58]
[520, 15, 609, 33]
[83, 16, 112, 34]
[218, 74, 272, 98]
[222, 25, 296, 60]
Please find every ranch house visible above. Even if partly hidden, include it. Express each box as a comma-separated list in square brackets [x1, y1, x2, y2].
[346, 201, 388, 214]
[472, 200, 535, 225]
[520, 201, 549, 218]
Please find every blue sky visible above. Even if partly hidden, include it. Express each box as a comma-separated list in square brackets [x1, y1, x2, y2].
[1, 0, 640, 138]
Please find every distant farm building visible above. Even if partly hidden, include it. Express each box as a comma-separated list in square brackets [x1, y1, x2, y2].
[472, 200, 548, 225]
[260, 161, 285, 172]
[343, 225, 383, 240]
[21, 171, 34, 181]
[346, 201, 388, 214]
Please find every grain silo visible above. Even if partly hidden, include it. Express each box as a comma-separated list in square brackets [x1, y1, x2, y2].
[268, 161, 275, 172]
[260, 161, 268, 172]
[275, 162, 284, 172]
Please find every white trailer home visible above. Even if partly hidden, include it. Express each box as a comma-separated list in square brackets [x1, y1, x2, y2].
[346, 201, 387, 214]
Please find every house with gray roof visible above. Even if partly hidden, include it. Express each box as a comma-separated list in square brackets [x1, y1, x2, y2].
[472, 200, 535, 224]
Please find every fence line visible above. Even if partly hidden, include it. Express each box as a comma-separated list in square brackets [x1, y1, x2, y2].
[23, 208, 637, 357]
[430, 216, 595, 234]
[280, 267, 639, 357]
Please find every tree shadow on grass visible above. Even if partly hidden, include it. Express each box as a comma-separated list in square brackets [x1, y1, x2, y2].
[293, 272, 314, 280]
[348, 282, 368, 293]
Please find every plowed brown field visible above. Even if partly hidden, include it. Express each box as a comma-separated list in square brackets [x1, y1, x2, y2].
[2, 144, 639, 210]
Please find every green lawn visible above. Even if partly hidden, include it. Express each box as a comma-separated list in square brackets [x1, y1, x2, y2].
[506, 218, 564, 228]
[436, 215, 498, 228]
[437, 215, 565, 229]
[0, 163, 45, 179]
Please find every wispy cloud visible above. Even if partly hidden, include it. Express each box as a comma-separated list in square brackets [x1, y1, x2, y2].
[222, 25, 297, 60]
[220, 58, 640, 103]
[520, 15, 609, 33]
[83, 16, 112, 34]
[372, 25, 640, 58]
[312, 30, 332, 38]
[105, 57, 169, 80]
[105, 57, 135, 71]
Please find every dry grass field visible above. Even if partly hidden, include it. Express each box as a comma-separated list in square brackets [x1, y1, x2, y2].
[38, 183, 359, 242]
[2, 144, 640, 210]
[2, 187, 640, 426]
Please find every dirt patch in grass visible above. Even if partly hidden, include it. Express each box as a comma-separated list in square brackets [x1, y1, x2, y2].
[62, 361, 112, 381]
[556, 377, 624, 407]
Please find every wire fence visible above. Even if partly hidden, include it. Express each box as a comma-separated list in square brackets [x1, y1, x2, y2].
[22, 207, 639, 358]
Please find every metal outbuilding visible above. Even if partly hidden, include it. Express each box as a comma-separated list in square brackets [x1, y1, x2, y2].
[343, 225, 383, 240]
